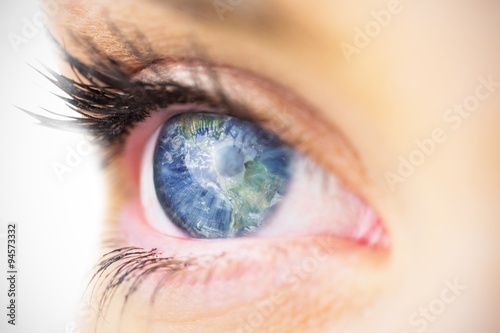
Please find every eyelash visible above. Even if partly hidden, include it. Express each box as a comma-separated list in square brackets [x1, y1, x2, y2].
[89, 247, 212, 320]
[27, 31, 251, 157]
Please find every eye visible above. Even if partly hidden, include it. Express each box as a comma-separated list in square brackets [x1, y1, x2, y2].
[140, 111, 385, 245]
[152, 112, 293, 239]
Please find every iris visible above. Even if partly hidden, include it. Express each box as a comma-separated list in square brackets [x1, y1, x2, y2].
[153, 113, 294, 239]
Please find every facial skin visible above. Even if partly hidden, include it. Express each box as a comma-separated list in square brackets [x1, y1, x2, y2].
[46, 0, 500, 332]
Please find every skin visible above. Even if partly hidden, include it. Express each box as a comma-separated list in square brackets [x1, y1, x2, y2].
[47, 0, 500, 332]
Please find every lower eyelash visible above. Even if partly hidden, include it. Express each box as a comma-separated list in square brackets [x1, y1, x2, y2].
[89, 246, 223, 326]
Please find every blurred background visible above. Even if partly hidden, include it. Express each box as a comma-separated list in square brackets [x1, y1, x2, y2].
[0, 1, 104, 332]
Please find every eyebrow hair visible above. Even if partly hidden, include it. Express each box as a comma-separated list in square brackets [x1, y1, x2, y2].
[150, 0, 279, 31]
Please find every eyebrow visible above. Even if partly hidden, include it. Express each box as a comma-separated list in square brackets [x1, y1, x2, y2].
[150, 0, 280, 31]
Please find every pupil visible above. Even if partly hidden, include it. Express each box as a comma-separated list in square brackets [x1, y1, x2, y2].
[216, 146, 245, 177]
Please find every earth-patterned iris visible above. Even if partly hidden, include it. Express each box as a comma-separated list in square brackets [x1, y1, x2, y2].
[153, 113, 294, 239]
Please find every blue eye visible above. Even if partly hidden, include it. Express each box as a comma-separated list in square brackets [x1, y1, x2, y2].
[153, 113, 294, 239]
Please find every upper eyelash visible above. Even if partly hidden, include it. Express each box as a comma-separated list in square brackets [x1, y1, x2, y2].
[25, 29, 242, 151]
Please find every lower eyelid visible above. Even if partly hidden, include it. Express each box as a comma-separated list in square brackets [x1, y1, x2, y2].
[116, 195, 387, 280]
[95, 197, 389, 331]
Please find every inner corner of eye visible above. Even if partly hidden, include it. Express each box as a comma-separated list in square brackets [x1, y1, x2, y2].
[139, 111, 387, 247]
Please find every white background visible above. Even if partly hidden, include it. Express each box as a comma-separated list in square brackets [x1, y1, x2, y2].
[0, 1, 104, 332]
